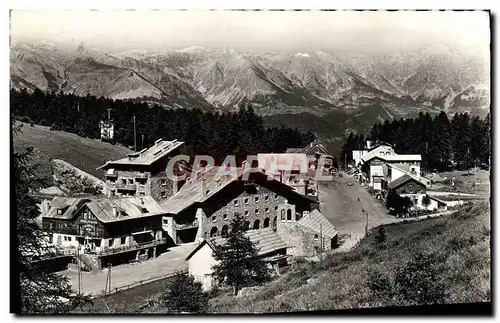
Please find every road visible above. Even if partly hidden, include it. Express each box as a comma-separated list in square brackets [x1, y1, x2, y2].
[318, 172, 400, 244]
[60, 243, 198, 297]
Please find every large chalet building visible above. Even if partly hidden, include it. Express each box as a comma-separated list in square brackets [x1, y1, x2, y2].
[41, 196, 171, 269]
[97, 138, 187, 202]
[160, 165, 337, 250]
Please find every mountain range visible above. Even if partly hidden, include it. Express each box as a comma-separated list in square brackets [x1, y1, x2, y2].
[10, 41, 490, 155]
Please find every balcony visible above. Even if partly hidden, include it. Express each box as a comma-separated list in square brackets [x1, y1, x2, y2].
[93, 238, 168, 256]
[135, 173, 149, 179]
[116, 182, 137, 191]
[174, 220, 199, 231]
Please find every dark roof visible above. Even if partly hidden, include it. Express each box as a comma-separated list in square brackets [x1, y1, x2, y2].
[297, 209, 338, 239]
[186, 228, 287, 260]
[388, 174, 427, 190]
[98, 139, 184, 169]
[161, 166, 317, 215]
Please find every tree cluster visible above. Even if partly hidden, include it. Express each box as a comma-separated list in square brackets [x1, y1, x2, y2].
[385, 190, 413, 217]
[11, 89, 315, 164]
[341, 111, 491, 172]
[13, 121, 90, 313]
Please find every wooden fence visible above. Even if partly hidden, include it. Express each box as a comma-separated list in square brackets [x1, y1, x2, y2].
[93, 268, 188, 299]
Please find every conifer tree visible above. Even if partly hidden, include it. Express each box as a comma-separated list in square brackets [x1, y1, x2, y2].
[211, 213, 271, 295]
[13, 120, 91, 313]
[162, 271, 208, 313]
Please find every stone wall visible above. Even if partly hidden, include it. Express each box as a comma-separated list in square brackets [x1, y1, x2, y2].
[202, 186, 287, 238]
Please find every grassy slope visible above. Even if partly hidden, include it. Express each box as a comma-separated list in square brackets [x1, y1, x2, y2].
[209, 202, 490, 313]
[13, 123, 132, 180]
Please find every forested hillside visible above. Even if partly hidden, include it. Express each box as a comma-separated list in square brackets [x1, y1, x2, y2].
[341, 111, 491, 172]
[11, 89, 315, 164]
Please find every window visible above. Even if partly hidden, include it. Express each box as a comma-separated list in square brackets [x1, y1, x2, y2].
[64, 236, 71, 242]
[221, 225, 229, 237]
[139, 192, 145, 196]
[109, 239, 114, 247]
[161, 179, 167, 186]
[401, 190, 406, 194]
[275, 205, 279, 211]
[263, 218, 270, 228]
[122, 179, 127, 185]
[254, 196, 259, 203]
[265, 207, 270, 213]
[244, 210, 249, 216]
[163, 218, 169, 225]
[281, 209, 286, 220]
[223, 214, 228, 220]
[128, 178, 134, 184]
[255, 209, 260, 215]
[161, 191, 167, 198]
[212, 215, 217, 222]
[210, 227, 218, 237]
[244, 198, 249, 205]
[287, 209, 292, 221]
[121, 237, 126, 245]
[275, 194, 279, 199]
[264, 195, 269, 201]
[233, 200, 239, 206]
[253, 220, 260, 229]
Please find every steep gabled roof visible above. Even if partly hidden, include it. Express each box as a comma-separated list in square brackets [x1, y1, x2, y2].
[360, 145, 395, 163]
[161, 167, 317, 215]
[42, 197, 91, 220]
[388, 174, 427, 190]
[186, 228, 287, 260]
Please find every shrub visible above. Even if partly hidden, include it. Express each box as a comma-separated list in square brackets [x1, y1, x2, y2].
[373, 227, 387, 245]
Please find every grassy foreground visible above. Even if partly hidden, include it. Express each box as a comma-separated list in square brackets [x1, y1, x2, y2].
[207, 202, 490, 313]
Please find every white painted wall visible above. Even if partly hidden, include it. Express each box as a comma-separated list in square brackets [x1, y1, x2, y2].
[188, 243, 219, 291]
[370, 165, 384, 182]
[390, 167, 407, 182]
[53, 233, 79, 248]
[352, 150, 368, 167]
[373, 182, 382, 190]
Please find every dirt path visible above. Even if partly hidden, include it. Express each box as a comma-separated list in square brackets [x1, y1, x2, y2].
[318, 172, 398, 237]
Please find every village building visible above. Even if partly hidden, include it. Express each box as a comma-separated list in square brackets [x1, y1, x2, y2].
[186, 228, 289, 291]
[41, 196, 171, 270]
[160, 166, 323, 246]
[361, 152, 422, 190]
[97, 138, 188, 203]
[286, 140, 336, 170]
[256, 153, 314, 195]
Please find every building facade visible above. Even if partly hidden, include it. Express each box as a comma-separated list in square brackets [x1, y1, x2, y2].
[41, 196, 172, 268]
[160, 167, 320, 245]
[98, 138, 187, 203]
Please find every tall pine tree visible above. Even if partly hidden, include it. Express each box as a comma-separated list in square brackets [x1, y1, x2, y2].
[211, 213, 271, 295]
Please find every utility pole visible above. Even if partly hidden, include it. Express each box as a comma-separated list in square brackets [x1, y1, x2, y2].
[319, 223, 323, 260]
[467, 147, 470, 176]
[141, 134, 144, 150]
[133, 115, 137, 152]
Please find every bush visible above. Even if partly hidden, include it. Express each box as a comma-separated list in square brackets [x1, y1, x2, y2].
[162, 271, 208, 313]
[373, 227, 387, 245]
[366, 252, 446, 306]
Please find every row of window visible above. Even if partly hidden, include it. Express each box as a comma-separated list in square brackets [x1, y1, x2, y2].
[209, 217, 276, 237]
[212, 205, 278, 222]
[232, 194, 279, 206]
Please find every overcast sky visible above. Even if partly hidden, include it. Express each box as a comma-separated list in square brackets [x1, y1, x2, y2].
[10, 10, 490, 55]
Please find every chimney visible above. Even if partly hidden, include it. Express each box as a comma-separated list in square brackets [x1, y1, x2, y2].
[112, 206, 118, 217]
[201, 178, 208, 196]
[310, 141, 314, 148]
[366, 141, 372, 149]
[140, 197, 144, 205]
[155, 138, 163, 146]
